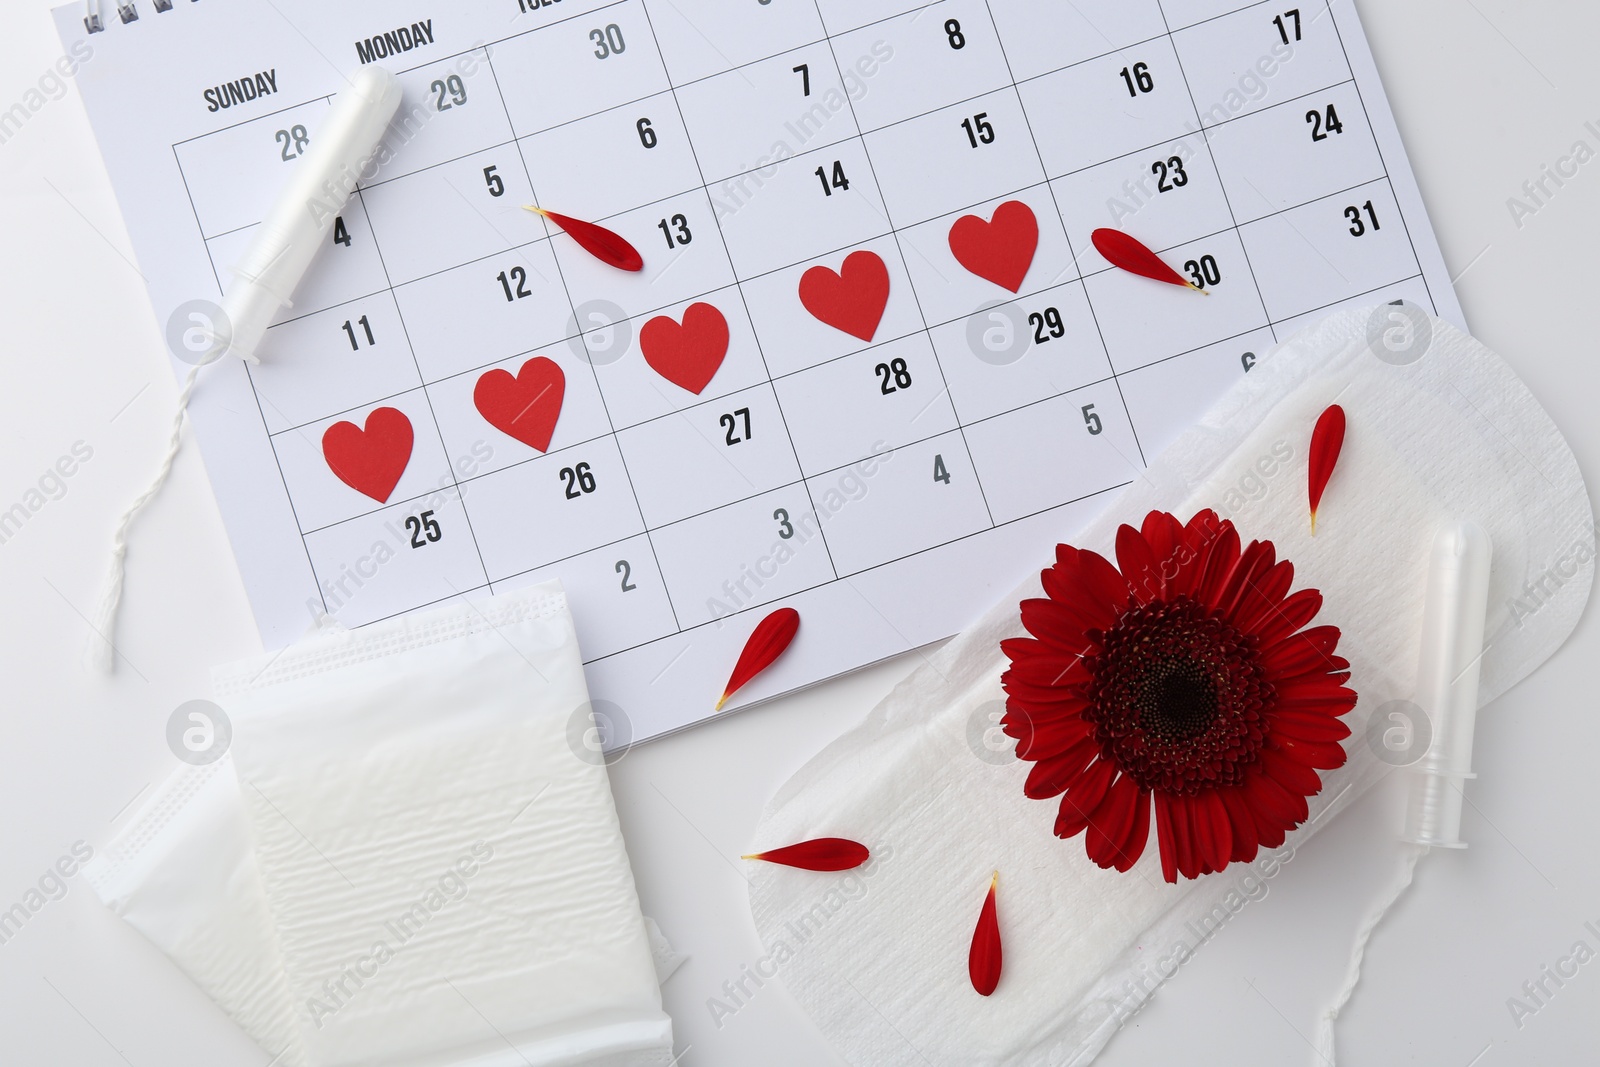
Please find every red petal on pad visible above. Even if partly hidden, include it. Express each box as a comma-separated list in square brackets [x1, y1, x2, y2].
[528, 206, 643, 271]
[1090, 228, 1202, 291]
[1308, 404, 1346, 535]
[717, 607, 799, 710]
[742, 838, 870, 871]
[969, 873, 1002, 996]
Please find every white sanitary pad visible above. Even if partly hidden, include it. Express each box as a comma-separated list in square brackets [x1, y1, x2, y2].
[746, 306, 1593, 1066]
[88, 582, 675, 1067]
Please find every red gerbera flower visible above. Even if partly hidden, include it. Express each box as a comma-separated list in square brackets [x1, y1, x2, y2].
[1000, 510, 1355, 883]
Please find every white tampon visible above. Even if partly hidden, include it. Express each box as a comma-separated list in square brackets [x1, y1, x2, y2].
[1316, 521, 1492, 1064]
[208, 65, 402, 364]
[1404, 519, 1493, 847]
[89, 67, 403, 671]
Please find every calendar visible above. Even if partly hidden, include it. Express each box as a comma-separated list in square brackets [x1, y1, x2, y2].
[58, 0, 1462, 745]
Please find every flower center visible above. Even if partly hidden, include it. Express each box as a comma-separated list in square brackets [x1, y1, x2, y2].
[1142, 659, 1218, 743]
[1083, 597, 1273, 795]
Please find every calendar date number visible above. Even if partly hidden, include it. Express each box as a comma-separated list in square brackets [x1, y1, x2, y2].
[561, 462, 597, 498]
[406, 510, 442, 548]
[875, 357, 912, 394]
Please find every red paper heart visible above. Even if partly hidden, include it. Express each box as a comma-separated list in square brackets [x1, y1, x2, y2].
[474, 356, 566, 452]
[799, 249, 890, 342]
[640, 302, 729, 394]
[322, 407, 414, 503]
[948, 200, 1039, 293]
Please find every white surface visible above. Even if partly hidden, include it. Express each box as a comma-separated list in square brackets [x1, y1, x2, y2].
[45, 0, 1461, 746]
[0, 3, 1597, 1067]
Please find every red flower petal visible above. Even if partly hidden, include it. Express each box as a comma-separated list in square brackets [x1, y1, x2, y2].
[1218, 786, 1259, 863]
[528, 206, 644, 271]
[1117, 788, 1153, 873]
[742, 838, 869, 871]
[1154, 792, 1179, 883]
[1025, 744, 1097, 800]
[718, 607, 799, 710]
[1272, 734, 1348, 770]
[1091, 229, 1204, 291]
[1308, 404, 1346, 534]
[969, 873, 1002, 996]
[1272, 710, 1353, 742]
[1085, 773, 1141, 869]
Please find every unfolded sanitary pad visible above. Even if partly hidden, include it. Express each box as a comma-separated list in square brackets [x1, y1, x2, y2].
[747, 305, 1593, 1066]
[88, 582, 675, 1067]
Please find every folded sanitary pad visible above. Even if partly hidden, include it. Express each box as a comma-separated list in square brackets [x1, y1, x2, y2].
[89, 582, 675, 1067]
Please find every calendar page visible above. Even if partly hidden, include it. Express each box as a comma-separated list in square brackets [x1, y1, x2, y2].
[57, 0, 1462, 745]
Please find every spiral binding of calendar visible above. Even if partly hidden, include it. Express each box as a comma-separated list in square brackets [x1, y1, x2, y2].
[84, 0, 179, 35]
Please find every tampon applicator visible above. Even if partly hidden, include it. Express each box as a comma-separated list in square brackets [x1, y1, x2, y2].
[90, 66, 403, 670]
[1317, 520, 1493, 1064]
[1404, 520, 1493, 847]
[208, 65, 402, 364]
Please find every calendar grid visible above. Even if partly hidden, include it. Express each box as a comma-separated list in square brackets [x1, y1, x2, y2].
[1156, 1, 1279, 344]
[152, 0, 1456, 670]
[966, 0, 1150, 470]
[480, 41, 686, 630]
[805, 0, 1003, 529]
[633, 0, 847, 585]
[1321, 6, 1441, 319]
[360, 474, 1137, 667]
[347, 184, 496, 588]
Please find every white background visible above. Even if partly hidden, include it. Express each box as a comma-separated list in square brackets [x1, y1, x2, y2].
[1, 1, 1597, 1064]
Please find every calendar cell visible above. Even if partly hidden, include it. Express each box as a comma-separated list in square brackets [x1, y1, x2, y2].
[393, 239, 573, 384]
[464, 435, 646, 582]
[551, 189, 737, 322]
[1273, 275, 1434, 340]
[808, 433, 990, 576]
[252, 294, 421, 433]
[205, 206, 387, 325]
[520, 92, 702, 222]
[675, 42, 861, 185]
[1083, 229, 1269, 373]
[773, 333, 958, 475]
[649, 488, 835, 628]
[1051, 136, 1237, 275]
[504, 535, 679, 661]
[739, 235, 922, 379]
[864, 88, 1047, 225]
[1206, 81, 1383, 222]
[427, 349, 614, 481]
[590, 286, 770, 430]
[364, 54, 515, 185]
[897, 185, 1077, 320]
[1019, 37, 1200, 178]
[1173, 1, 1351, 128]
[174, 99, 331, 238]
[302, 492, 490, 629]
[987, 0, 1167, 82]
[1240, 180, 1418, 321]
[506, 0, 620, 26]
[1162, 0, 1261, 32]
[1116, 327, 1276, 458]
[492, 1, 672, 137]
[715, 139, 891, 279]
[962, 383, 1144, 525]
[833, 0, 1011, 132]
[270, 389, 456, 534]
[812, 0, 928, 36]
[646, 0, 826, 85]
[617, 385, 804, 528]
[358, 149, 539, 285]
[928, 280, 1112, 425]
